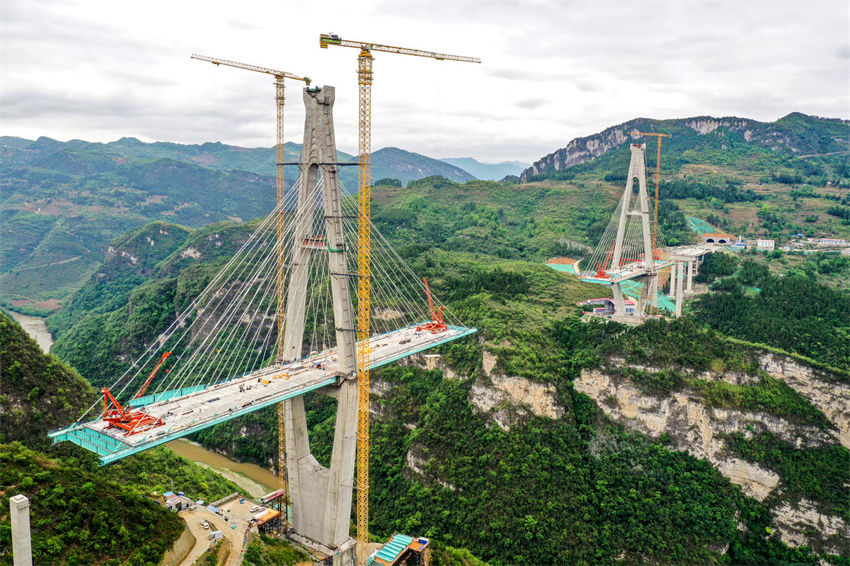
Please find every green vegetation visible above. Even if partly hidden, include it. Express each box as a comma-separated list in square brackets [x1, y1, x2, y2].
[694, 261, 850, 371]
[108, 447, 244, 504]
[695, 252, 739, 283]
[368, 363, 808, 565]
[0, 442, 183, 566]
[727, 432, 850, 521]
[431, 543, 492, 566]
[20, 124, 850, 565]
[42, 199, 848, 563]
[0, 137, 473, 309]
[243, 534, 311, 566]
[0, 309, 243, 565]
[0, 310, 94, 448]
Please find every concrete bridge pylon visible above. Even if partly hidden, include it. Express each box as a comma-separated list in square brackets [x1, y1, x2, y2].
[282, 85, 357, 562]
[610, 143, 658, 321]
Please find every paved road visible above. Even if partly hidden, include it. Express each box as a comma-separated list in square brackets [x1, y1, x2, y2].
[178, 506, 248, 566]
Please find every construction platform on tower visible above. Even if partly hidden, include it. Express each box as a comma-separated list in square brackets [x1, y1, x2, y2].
[49, 323, 475, 465]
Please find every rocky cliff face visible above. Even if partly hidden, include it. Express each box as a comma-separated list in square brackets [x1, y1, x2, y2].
[521, 122, 634, 181]
[520, 113, 850, 182]
[574, 353, 849, 556]
[756, 351, 850, 448]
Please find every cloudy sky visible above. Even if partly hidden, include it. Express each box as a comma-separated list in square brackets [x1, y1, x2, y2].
[1, 0, 848, 163]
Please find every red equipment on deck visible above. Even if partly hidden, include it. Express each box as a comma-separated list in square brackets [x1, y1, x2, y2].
[102, 352, 171, 435]
[416, 278, 448, 334]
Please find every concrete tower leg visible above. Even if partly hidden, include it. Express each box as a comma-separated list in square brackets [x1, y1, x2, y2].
[687, 261, 694, 293]
[669, 263, 677, 298]
[612, 283, 626, 316]
[649, 274, 658, 309]
[675, 262, 685, 317]
[281, 86, 358, 554]
[10, 494, 32, 566]
[636, 275, 651, 316]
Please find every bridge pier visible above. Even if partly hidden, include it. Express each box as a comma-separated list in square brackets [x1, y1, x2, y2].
[675, 262, 685, 317]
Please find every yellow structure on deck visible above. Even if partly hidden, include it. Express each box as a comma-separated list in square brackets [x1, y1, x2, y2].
[635, 131, 672, 257]
[190, 53, 311, 529]
[319, 33, 480, 565]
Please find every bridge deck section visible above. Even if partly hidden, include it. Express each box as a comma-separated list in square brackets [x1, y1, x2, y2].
[580, 259, 674, 284]
[50, 323, 476, 464]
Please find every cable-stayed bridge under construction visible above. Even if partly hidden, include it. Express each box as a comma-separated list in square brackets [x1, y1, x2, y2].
[50, 85, 476, 562]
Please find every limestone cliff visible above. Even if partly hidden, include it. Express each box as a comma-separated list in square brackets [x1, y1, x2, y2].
[574, 354, 849, 556]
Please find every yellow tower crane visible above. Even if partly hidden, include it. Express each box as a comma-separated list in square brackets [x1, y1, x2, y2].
[318, 33, 479, 565]
[636, 131, 672, 258]
[191, 53, 310, 530]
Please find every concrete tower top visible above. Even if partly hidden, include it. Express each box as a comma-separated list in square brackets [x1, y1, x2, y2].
[10, 494, 29, 510]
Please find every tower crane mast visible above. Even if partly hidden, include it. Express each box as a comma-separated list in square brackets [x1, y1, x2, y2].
[636, 131, 672, 258]
[192, 53, 310, 531]
[319, 33, 479, 565]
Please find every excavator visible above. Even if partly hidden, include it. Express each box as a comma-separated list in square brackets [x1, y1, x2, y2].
[102, 352, 171, 436]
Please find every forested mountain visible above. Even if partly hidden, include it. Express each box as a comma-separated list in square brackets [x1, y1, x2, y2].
[521, 113, 850, 181]
[0, 136, 473, 312]
[43, 171, 850, 564]
[440, 157, 526, 181]
[0, 310, 244, 565]
[4, 112, 849, 315]
[6, 111, 850, 564]
[0, 310, 93, 447]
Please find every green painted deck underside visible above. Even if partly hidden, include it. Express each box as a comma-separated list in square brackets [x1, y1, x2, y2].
[49, 325, 477, 465]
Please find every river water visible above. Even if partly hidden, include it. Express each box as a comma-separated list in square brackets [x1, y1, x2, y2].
[166, 439, 279, 498]
[9, 311, 54, 352]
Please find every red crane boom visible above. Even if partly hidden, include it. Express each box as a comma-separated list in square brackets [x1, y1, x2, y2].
[416, 278, 448, 334]
[101, 351, 171, 436]
[135, 352, 172, 399]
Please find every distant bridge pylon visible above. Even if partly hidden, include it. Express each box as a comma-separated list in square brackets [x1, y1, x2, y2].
[580, 143, 672, 321]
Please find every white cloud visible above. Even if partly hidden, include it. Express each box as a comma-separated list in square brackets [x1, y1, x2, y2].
[0, 0, 847, 163]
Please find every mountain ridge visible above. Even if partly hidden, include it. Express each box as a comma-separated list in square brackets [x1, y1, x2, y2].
[1, 135, 477, 185]
[521, 112, 850, 182]
[440, 157, 526, 181]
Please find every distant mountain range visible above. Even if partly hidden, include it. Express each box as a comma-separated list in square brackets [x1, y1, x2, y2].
[440, 157, 527, 181]
[521, 112, 850, 182]
[0, 135, 492, 311]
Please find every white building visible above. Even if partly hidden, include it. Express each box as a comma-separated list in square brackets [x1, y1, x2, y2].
[818, 238, 847, 247]
[755, 239, 775, 251]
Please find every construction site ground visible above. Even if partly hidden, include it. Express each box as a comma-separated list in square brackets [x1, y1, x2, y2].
[178, 504, 246, 566]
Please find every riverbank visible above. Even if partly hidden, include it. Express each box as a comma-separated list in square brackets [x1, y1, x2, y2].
[8, 311, 53, 352]
[166, 439, 278, 498]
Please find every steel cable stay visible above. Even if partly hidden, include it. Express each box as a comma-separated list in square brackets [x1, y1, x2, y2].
[167, 178, 326, 393]
[64, 168, 475, 450]
[76, 194, 291, 422]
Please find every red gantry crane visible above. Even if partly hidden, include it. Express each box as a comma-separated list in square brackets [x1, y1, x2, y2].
[416, 278, 447, 334]
[102, 352, 171, 435]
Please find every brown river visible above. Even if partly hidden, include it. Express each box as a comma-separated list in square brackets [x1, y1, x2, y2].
[166, 439, 279, 498]
[9, 311, 53, 352]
